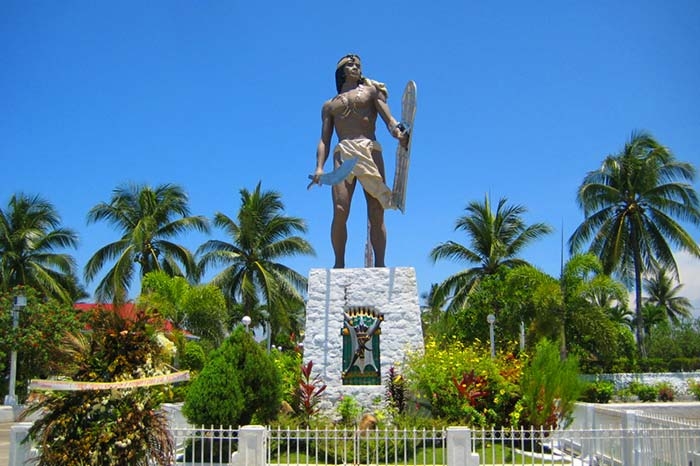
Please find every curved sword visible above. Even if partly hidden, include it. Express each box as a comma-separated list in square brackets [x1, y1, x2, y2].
[307, 157, 358, 188]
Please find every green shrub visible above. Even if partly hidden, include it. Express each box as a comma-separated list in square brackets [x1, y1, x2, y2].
[272, 349, 303, 408]
[580, 379, 615, 403]
[669, 357, 700, 372]
[638, 358, 668, 372]
[628, 381, 657, 402]
[181, 340, 206, 371]
[184, 326, 281, 426]
[337, 395, 361, 426]
[688, 379, 700, 400]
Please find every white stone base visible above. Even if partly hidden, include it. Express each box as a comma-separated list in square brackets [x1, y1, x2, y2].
[302, 267, 424, 414]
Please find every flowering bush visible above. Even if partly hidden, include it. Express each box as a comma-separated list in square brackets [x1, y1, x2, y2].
[23, 307, 175, 466]
[405, 338, 522, 427]
[405, 337, 581, 429]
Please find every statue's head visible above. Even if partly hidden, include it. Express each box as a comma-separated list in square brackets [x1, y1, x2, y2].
[335, 54, 364, 93]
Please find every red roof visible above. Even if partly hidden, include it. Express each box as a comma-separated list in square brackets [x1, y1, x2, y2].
[74, 303, 176, 332]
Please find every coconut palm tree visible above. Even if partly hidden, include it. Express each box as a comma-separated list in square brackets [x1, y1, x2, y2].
[429, 195, 552, 312]
[196, 182, 314, 343]
[643, 268, 692, 324]
[569, 131, 700, 356]
[84, 183, 209, 303]
[0, 193, 81, 302]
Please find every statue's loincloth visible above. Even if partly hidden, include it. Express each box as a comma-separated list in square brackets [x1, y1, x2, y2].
[334, 139, 395, 209]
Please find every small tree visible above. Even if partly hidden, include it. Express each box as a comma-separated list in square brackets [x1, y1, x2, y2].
[517, 339, 583, 429]
[0, 286, 86, 402]
[184, 326, 281, 426]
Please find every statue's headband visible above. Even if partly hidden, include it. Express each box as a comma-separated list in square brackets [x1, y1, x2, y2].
[337, 54, 361, 70]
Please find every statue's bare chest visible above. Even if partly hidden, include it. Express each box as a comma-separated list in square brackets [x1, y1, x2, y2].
[330, 85, 375, 120]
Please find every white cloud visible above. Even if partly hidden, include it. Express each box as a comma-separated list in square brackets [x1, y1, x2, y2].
[626, 250, 700, 317]
[676, 250, 700, 317]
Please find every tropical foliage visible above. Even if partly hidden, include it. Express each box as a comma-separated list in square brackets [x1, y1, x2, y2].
[0, 287, 86, 402]
[197, 182, 314, 344]
[405, 338, 581, 429]
[139, 270, 227, 347]
[569, 131, 700, 355]
[643, 268, 693, 324]
[0, 193, 82, 302]
[85, 183, 209, 303]
[430, 195, 552, 312]
[22, 307, 177, 466]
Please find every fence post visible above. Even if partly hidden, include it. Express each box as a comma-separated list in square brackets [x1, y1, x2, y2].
[622, 410, 640, 466]
[9, 422, 36, 466]
[688, 451, 700, 465]
[446, 427, 480, 466]
[582, 403, 596, 461]
[230, 425, 265, 466]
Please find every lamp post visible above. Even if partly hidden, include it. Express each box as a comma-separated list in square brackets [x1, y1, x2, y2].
[5, 294, 26, 406]
[487, 313, 496, 359]
[241, 315, 251, 332]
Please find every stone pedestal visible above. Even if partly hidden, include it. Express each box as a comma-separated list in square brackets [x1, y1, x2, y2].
[302, 267, 424, 413]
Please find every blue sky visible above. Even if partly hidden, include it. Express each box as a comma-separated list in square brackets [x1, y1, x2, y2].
[2, 2, 699, 310]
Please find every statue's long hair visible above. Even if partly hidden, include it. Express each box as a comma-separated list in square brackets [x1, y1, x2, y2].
[335, 56, 365, 94]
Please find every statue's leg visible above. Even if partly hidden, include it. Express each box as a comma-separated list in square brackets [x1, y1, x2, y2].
[365, 148, 387, 268]
[364, 192, 386, 267]
[332, 177, 355, 268]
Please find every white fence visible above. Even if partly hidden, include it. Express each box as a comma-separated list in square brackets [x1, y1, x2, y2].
[267, 425, 450, 465]
[8, 408, 700, 466]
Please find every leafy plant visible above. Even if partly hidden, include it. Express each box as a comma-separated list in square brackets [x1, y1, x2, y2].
[655, 382, 674, 402]
[385, 366, 407, 414]
[628, 381, 657, 402]
[518, 339, 583, 429]
[297, 360, 326, 425]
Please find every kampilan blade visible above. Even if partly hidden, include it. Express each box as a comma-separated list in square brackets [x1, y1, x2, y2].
[309, 157, 358, 186]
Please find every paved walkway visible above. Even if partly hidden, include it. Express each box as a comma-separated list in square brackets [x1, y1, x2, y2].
[1, 421, 11, 466]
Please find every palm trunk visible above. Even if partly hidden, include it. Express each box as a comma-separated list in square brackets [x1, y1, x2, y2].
[631, 229, 647, 358]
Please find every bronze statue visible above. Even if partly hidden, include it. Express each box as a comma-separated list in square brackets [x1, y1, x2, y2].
[309, 54, 408, 268]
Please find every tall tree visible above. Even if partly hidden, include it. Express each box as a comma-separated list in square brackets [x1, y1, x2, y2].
[0, 193, 80, 302]
[643, 268, 692, 325]
[429, 195, 552, 312]
[197, 182, 314, 343]
[84, 183, 209, 303]
[569, 131, 700, 356]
